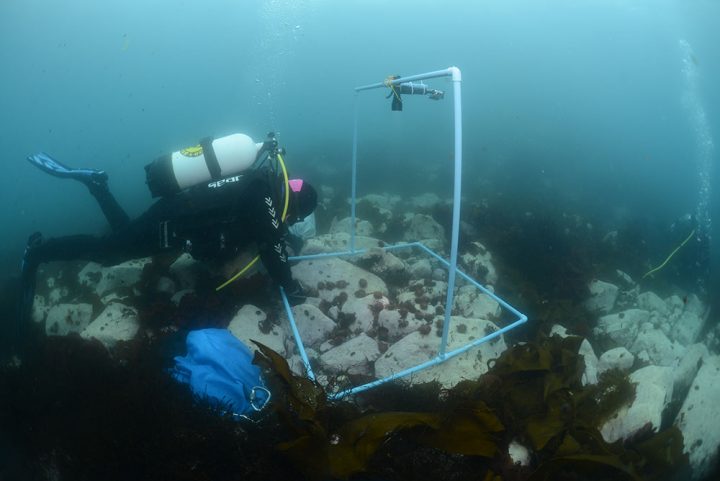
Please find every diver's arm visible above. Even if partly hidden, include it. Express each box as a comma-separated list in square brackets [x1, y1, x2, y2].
[247, 180, 293, 288]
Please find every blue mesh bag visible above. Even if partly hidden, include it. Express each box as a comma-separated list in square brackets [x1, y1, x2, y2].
[173, 328, 271, 417]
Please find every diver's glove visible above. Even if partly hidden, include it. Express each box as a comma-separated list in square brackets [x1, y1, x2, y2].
[284, 279, 306, 306]
[286, 234, 305, 256]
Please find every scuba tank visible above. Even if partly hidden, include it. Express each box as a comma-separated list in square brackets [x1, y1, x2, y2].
[145, 133, 263, 197]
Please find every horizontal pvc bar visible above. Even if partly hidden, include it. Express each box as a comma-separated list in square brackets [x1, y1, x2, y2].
[329, 316, 526, 400]
[355, 67, 459, 92]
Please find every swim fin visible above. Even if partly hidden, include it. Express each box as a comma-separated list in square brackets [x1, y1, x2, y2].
[27, 152, 108, 186]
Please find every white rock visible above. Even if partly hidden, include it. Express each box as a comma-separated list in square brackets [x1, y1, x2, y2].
[156, 276, 176, 295]
[630, 326, 686, 367]
[636, 291, 668, 318]
[459, 242, 498, 285]
[377, 309, 426, 339]
[171, 289, 194, 306]
[330, 217, 375, 237]
[454, 288, 500, 320]
[675, 355, 720, 480]
[375, 317, 507, 389]
[87, 257, 151, 297]
[374, 331, 436, 378]
[548, 325, 599, 385]
[45, 303, 94, 336]
[48, 287, 68, 305]
[32, 295, 49, 324]
[673, 343, 708, 397]
[598, 347, 634, 374]
[301, 233, 385, 255]
[341, 294, 385, 333]
[319, 332, 380, 376]
[357, 193, 401, 212]
[600, 365, 674, 443]
[78, 261, 104, 288]
[579, 339, 599, 385]
[409, 259, 433, 279]
[228, 305, 287, 356]
[594, 309, 650, 347]
[81, 303, 139, 348]
[549, 324, 569, 337]
[673, 311, 707, 347]
[508, 440, 531, 467]
[403, 214, 445, 243]
[289, 304, 335, 347]
[354, 248, 407, 280]
[292, 257, 388, 302]
[410, 193, 442, 210]
[432, 268, 447, 281]
[585, 280, 619, 314]
[169, 253, 202, 290]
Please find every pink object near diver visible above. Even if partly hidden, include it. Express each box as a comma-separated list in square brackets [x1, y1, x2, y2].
[288, 179, 304, 192]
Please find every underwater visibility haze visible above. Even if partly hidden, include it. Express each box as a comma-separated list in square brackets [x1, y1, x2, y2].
[0, 0, 719, 480]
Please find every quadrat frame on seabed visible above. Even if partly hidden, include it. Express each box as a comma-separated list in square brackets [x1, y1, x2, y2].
[279, 67, 528, 400]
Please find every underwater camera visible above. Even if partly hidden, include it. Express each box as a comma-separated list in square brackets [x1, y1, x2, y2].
[386, 75, 445, 111]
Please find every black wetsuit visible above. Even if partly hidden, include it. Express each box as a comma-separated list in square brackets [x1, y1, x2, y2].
[28, 168, 293, 288]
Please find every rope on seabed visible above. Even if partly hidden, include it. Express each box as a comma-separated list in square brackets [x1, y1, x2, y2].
[642, 229, 696, 279]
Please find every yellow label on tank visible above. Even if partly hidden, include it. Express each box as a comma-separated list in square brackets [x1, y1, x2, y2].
[180, 145, 204, 157]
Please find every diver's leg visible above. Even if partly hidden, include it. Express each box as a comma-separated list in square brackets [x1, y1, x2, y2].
[27, 152, 131, 231]
[86, 180, 131, 232]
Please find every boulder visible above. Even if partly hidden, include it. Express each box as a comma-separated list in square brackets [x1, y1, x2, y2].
[286, 304, 336, 348]
[81, 303, 139, 348]
[319, 333, 381, 376]
[79, 257, 151, 297]
[584, 280, 619, 314]
[330, 217, 375, 237]
[629, 325, 686, 367]
[459, 242, 498, 286]
[375, 317, 507, 389]
[636, 291, 668, 318]
[597, 347, 634, 374]
[673, 343, 708, 398]
[409, 259, 433, 279]
[453, 286, 500, 320]
[228, 305, 288, 356]
[353, 248, 407, 282]
[600, 365, 674, 443]
[45, 303, 94, 336]
[301, 233, 385, 255]
[341, 294, 387, 333]
[169, 253, 202, 290]
[409, 193, 443, 210]
[548, 324, 600, 385]
[402, 214, 445, 244]
[292, 257, 388, 303]
[594, 309, 650, 347]
[377, 309, 427, 340]
[32, 294, 49, 324]
[675, 355, 720, 480]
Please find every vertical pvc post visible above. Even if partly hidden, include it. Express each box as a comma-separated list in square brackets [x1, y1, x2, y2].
[439, 68, 463, 357]
[350, 92, 359, 252]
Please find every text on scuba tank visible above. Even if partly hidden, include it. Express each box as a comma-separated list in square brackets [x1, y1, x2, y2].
[208, 175, 243, 188]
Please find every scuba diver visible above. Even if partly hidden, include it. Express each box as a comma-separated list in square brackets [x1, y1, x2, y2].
[19, 132, 316, 326]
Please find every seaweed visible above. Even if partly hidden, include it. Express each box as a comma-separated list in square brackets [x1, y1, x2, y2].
[253, 334, 689, 481]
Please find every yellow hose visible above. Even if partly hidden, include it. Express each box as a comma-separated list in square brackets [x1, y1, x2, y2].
[642, 229, 696, 280]
[215, 152, 290, 291]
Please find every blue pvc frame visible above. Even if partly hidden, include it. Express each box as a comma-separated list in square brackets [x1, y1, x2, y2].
[280, 67, 527, 400]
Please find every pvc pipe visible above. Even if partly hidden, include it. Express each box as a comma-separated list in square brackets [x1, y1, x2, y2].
[279, 286, 316, 381]
[355, 67, 459, 91]
[329, 316, 526, 400]
[438, 71, 463, 357]
[351, 91, 359, 253]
